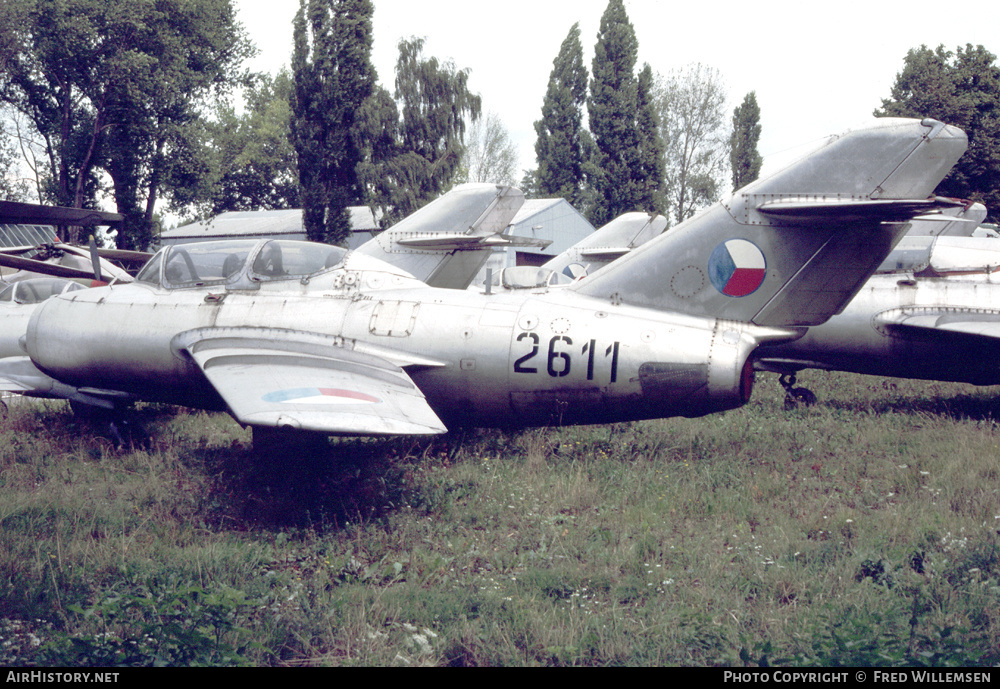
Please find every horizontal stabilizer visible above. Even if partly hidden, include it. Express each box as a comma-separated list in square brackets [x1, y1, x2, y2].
[906, 201, 987, 237]
[756, 197, 963, 224]
[396, 233, 550, 250]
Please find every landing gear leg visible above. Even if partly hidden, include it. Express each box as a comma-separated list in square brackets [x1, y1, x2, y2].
[69, 400, 148, 449]
[779, 373, 817, 410]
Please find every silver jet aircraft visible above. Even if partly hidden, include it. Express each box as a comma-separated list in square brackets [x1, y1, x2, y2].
[6, 118, 968, 448]
[490, 212, 668, 291]
[754, 218, 1000, 404]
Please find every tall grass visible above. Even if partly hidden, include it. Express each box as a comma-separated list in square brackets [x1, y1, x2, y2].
[1, 372, 998, 665]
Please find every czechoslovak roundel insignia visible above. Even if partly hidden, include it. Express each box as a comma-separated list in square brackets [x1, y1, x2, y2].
[708, 239, 766, 297]
[262, 388, 382, 405]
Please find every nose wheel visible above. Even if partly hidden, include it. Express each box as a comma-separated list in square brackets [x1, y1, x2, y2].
[779, 373, 817, 410]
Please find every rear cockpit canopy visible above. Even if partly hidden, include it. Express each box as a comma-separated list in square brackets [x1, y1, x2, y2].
[488, 266, 576, 290]
[0, 277, 85, 305]
[135, 239, 349, 289]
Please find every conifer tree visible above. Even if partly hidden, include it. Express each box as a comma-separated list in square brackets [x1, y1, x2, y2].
[730, 91, 763, 191]
[587, 0, 641, 226]
[534, 23, 589, 209]
[290, 0, 376, 245]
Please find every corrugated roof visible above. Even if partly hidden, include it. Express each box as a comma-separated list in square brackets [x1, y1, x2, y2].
[161, 207, 379, 239]
[0, 223, 58, 248]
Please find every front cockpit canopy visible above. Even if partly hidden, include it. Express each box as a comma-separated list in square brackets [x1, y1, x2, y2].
[135, 239, 349, 289]
[0, 277, 85, 305]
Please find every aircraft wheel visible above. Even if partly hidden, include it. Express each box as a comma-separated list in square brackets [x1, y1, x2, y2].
[783, 386, 817, 410]
[68, 400, 148, 449]
[793, 387, 817, 406]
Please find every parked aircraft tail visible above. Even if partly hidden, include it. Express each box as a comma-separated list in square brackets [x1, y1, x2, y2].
[351, 183, 546, 290]
[543, 211, 667, 280]
[572, 118, 968, 326]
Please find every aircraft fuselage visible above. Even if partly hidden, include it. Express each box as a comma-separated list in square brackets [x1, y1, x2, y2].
[756, 273, 1000, 385]
[25, 268, 784, 429]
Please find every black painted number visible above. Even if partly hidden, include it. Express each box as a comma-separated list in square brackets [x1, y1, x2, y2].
[514, 332, 619, 383]
[513, 332, 539, 373]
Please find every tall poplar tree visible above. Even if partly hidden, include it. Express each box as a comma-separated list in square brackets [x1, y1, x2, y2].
[730, 91, 763, 191]
[534, 23, 589, 209]
[290, 0, 376, 245]
[636, 63, 665, 213]
[587, 0, 641, 226]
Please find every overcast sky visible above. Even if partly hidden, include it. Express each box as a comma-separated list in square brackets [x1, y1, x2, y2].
[237, 0, 1000, 186]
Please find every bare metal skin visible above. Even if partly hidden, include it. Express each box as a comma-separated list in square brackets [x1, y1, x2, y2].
[3, 118, 968, 439]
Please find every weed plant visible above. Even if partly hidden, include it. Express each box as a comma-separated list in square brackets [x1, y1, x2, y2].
[0, 372, 998, 666]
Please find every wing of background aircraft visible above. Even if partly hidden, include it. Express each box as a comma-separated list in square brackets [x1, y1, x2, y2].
[0, 201, 141, 284]
[352, 183, 548, 290]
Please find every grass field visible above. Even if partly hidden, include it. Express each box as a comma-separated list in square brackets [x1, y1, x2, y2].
[1, 371, 998, 666]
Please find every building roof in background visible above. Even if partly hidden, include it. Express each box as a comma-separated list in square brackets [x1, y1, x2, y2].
[160, 207, 380, 241]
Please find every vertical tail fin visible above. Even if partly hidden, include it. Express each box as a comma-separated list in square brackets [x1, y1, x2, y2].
[352, 184, 531, 289]
[572, 118, 968, 326]
[543, 212, 667, 279]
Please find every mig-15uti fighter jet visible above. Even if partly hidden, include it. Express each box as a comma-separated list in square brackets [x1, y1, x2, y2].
[3, 118, 968, 451]
[752, 200, 1000, 405]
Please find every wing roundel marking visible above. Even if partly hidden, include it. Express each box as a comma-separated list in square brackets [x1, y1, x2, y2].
[262, 388, 382, 405]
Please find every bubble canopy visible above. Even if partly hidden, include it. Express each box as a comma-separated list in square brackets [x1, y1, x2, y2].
[0, 278, 84, 305]
[135, 239, 349, 289]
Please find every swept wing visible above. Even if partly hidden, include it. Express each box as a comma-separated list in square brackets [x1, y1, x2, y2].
[172, 327, 447, 435]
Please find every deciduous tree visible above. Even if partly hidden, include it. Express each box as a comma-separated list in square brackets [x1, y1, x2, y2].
[876, 44, 1000, 221]
[359, 37, 481, 226]
[457, 111, 518, 186]
[0, 0, 251, 249]
[191, 71, 299, 217]
[655, 63, 729, 225]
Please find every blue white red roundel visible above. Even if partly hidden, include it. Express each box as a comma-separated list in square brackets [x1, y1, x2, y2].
[262, 388, 381, 405]
[708, 239, 766, 297]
